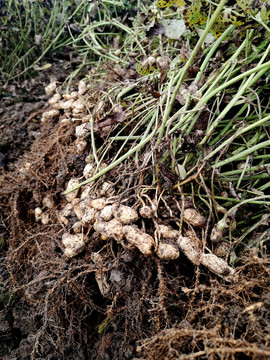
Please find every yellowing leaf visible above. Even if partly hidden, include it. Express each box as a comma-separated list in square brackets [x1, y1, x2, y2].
[222, 8, 244, 27]
[136, 63, 156, 76]
[156, 0, 176, 8]
[156, 0, 187, 8]
[210, 14, 228, 38]
[185, 0, 203, 26]
[236, 0, 255, 16]
[260, 4, 270, 21]
[175, 0, 186, 9]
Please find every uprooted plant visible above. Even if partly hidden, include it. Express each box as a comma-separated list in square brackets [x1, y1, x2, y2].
[1, 0, 270, 359]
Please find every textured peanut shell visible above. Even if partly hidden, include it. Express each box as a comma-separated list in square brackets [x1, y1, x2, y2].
[94, 219, 124, 242]
[65, 178, 80, 202]
[177, 236, 201, 265]
[183, 208, 206, 228]
[90, 198, 106, 210]
[99, 205, 113, 221]
[200, 254, 235, 280]
[158, 224, 179, 240]
[156, 242, 179, 260]
[123, 225, 155, 256]
[210, 225, 224, 244]
[112, 204, 139, 224]
[139, 206, 153, 219]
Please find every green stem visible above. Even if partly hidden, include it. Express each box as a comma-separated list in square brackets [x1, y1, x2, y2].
[168, 39, 248, 136]
[222, 163, 270, 176]
[194, 24, 235, 84]
[63, 114, 158, 195]
[204, 113, 270, 161]
[7, 0, 88, 81]
[215, 140, 270, 168]
[156, 0, 228, 144]
[226, 195, 270, 217]
[169, 59, 270, 137]
[200, 44, 270, 145]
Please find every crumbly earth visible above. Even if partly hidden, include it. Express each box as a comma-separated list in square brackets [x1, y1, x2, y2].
[0, 64, 270, 360]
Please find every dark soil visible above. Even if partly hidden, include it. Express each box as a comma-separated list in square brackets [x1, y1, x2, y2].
[0, 63, 270, 360]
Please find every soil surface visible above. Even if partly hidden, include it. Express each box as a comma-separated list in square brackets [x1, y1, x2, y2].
[1, 61, 270, 360]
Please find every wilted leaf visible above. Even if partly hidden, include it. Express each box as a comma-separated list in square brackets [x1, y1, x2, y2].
[35, 34, 42, 45]
[175, 164, 187, 180]
[188, 83, 199, 94]
[146, 19, 165, 37]
[197, 30, 216, 44]
[96, 111, 126, 137]
[179, 43, 190, 62]
[156, 56, 170, 83]
[34, 63, 52, 71]
[223, 8, 244, 26]
[69, 23, 82, 33]
[175, 84, 189, 105]
[161, 19, 186, 39]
